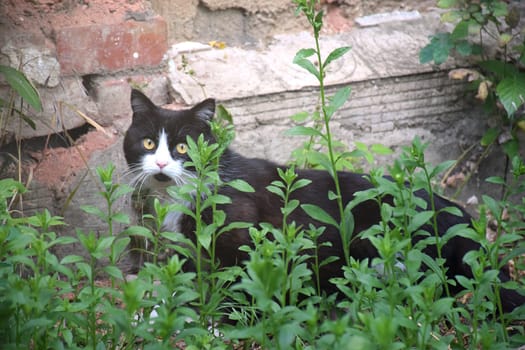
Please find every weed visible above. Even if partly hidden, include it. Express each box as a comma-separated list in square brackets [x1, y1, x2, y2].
[0, 1, 524, 349]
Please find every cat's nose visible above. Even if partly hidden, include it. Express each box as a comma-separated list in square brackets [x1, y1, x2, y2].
[156, 160, 168, 169]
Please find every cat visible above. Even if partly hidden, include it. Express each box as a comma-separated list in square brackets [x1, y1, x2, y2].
[124, 88, 524, 313]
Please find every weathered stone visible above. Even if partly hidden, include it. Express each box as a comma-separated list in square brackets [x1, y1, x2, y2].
[3, 77, 98, 140]
[200, 0, 290, 13]
[55, 16, 168, 75]
[223, 72, 481, 163]
[166, 12, 461, 106]
[150, 0, 199, 42]
[89, 73, 169, 130]
[192, 6, 251, 46]
[1, 44, 61, 87]
[355, 10, 422, 27]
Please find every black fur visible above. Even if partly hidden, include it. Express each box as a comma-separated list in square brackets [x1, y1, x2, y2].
[124, 89, 524, 313]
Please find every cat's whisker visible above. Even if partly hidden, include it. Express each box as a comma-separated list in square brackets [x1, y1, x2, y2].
[121, 88, 525, 314]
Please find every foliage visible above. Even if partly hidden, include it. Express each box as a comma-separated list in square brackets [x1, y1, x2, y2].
[1, 1, 524, 349]
[0, 65, 41, 146]
[420, 0, 525, 172]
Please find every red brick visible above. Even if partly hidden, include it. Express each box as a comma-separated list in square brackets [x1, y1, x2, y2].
[55, 17, 167, 75]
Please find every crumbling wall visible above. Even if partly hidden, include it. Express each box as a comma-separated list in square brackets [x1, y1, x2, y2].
[0, 0, 512, 271]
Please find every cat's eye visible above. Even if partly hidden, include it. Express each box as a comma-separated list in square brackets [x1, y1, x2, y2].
[176, 143, 187, 154]
[143, 138, 156, 150]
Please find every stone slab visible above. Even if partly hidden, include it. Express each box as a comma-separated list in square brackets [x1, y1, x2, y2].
[166, 12, 460, 105]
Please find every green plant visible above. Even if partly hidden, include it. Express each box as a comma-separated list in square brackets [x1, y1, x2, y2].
[225, 166, 320, 349]
[0, 65, 42, 144]
[1, 1, 524, 349]
[0, 179, 74, 349]
[0, 64, 42, 194]
[288, 0, 354, 269]
[420, 0, 525, 193]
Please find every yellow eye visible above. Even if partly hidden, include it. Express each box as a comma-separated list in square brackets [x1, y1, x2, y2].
[176, 143, 187, 154]
[143, 138, 155, 150]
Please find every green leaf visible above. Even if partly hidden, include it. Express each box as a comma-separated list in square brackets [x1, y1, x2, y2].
[219, 221, 253, 235]
[326, 86, 351, 118]
[122, 225, 153, 240]
[429, 159, 455, 179]
[479, 60, 518, 79]
[408, 211, 434, 233]
[295, 48, 316, 58]
[323, 46, 351, 69]
[103, 265, 124, 280]
[432, 297, 455, 318]
[451, 20, 469, 40]
[485, 176, 505, 185]
[293, 48, 320, 79]
[482, 195, 501, 218]
[96, 236, 116, 254]
[197, 225, 213, 250]
[227, 179, 255, 193]
[285, 125, 325, 138]
[290, 111, 310, 122]
[112, 212, 130, 224]
[440, 206, 464, 217]
[112, 237, 130, 260]
[52, 236, 78, 246]
[278, 323, 299, 349]
[60, 254, 85, 264]
[492, 1, 508, 17]
[306, 151, 334, 175]
[290, 178, 311, 192]
[419, 33, 453, 65]
[0, 65, 42, 111]
[266, 184, 285, 199]
[81, 205, 106, 220]
[301, 204, 338, 227]
[216, 104, 233, 124]
[282, 199, 300, 216]
[370, 143, 393, 155]
[437, 0, 457, 8]
[496, 73, 525, 117]
[20, 114, 37, 130]
[440, 10, 462, 23]
[455, 40, 472, 56]
[76, 262, 93, 281]
[480, 127, 500, 146]
[503, 138, 519, 159]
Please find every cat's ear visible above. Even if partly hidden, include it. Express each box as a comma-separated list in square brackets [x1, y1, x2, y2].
[191, 98, 215, 121]
[130, 88, 156, 114]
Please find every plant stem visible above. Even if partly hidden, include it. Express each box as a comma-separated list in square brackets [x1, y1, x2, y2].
[312, 21, 348, 266]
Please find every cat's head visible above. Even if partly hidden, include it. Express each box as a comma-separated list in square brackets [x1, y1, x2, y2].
[123, 89, 215, 187]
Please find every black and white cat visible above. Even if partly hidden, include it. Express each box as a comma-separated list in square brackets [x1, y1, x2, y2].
[124, 89, 524, 313]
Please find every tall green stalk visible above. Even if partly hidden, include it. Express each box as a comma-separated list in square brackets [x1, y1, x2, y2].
[292, 0, 352, 265]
